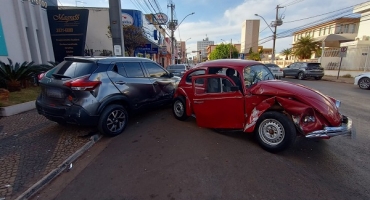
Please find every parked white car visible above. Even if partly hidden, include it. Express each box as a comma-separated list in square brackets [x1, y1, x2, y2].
[354, 72, 370, 89]
[265, 63, 283, 79]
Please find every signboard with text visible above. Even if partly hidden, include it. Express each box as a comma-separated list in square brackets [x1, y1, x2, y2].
[47, 9, 89, 62]
[340, 47, 347, 57]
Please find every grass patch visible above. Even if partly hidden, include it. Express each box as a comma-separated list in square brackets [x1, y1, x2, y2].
[342, 74, 352, 78]
[0, 86, 41, 107]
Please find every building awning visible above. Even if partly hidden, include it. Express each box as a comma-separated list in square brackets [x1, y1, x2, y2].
[314, 34, 357, 47]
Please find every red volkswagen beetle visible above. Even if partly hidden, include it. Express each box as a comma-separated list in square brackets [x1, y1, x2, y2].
[172, 59, 354, 152]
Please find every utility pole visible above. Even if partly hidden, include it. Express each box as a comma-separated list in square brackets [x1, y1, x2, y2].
[272, 5, 284, 63]
[109, 0, 125, 57]
[168, 2, 176, 65]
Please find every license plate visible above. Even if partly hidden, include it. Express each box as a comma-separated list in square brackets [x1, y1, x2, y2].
[46, 89, 63, 98]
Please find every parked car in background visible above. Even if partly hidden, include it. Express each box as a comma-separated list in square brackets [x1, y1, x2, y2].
[166, 64, 190, 77]
[172, 59, 354, 152]
[265, 63, 283, 79]
[283, 62, 324, 80]
[36, 57, 180, 136]
[354, 72, 370, 89]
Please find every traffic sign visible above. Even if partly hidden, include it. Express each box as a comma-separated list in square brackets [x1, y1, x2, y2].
[340, 47, 347, 57]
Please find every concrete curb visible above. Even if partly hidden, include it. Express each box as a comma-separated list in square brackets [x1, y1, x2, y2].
[0, 101, 35, 117]
[15, 134, 102, 200]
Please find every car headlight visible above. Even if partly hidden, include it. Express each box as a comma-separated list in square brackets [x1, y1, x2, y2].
[303, 116, 316, 123]
[335, 100, 341, 108]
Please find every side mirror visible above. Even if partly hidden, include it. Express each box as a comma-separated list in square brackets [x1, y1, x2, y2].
[230, 86, 239, 92]
[169, 72, 174, 78]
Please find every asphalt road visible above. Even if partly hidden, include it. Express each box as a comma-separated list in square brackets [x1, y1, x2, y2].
[33, 78, 370, 200]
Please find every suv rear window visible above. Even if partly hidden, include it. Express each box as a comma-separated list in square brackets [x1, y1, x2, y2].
[307, 63, 321, 68]
[46, 61, 98, 79]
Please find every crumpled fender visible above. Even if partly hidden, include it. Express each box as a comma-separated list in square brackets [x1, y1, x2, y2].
[243, 96, 328, 134]
[174, 87, 192, 117]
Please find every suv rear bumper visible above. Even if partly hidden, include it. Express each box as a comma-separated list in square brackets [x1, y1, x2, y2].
[304, 71, 324, 77]
[35, 100, 99, 126]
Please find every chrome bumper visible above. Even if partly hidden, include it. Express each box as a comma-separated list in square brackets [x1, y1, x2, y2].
[305, 116, 355, 139]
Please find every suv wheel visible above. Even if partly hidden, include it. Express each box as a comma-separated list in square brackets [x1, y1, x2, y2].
[98, 104, 128, 136]
[298, 72, 304, 80]
[255, 111, 296, 152]
[173, 96, 188, 121]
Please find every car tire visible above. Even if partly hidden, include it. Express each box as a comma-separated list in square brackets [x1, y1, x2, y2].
[358, 77, 370, 90]
[98, 104, 128, 137]
[298, 72, 304, 80]
[173, 96, 188, 121]
[254, 111, 296, 153]
[315, 77, 322, 80]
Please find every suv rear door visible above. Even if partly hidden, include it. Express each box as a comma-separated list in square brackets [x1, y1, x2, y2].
[107, 61, 156, 109]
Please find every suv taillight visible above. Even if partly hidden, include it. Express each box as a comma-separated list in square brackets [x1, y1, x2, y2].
[38, 73, 45, 80]
[63, 76, 101, 91]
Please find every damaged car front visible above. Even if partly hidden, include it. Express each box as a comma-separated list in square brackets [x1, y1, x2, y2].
[250, 80, 354, 140]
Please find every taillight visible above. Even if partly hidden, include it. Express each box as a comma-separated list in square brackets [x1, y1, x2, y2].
[63, 76, 101, 91]
[38, 73, 45, 80]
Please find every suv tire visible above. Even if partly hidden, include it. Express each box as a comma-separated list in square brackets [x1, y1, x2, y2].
[173, 96, 188, 121]
[98, 104, 128, 136]
[255, 111, 296, 153]
[298, 72, 305, 80]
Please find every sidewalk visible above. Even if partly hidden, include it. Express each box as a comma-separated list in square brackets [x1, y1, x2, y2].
[0, 110, 100, 200]
[321, 75, 354, 84]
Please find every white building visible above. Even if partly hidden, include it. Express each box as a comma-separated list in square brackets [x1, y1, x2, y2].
[197, 37, 214, 61]
[241, 20, 260, 53]
[0, 0, 57, 64]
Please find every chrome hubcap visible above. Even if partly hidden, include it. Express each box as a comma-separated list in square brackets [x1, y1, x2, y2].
[359, 78, 370, 89]
[107, 110, 126, 132]
[174, 100, 184, 117]
[259, 119, 285, 146]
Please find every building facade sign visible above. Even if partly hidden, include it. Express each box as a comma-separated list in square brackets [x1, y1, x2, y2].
[47, 9, 89, 62]
[121, 13, 134, 26]
[22, 0, 57, 9]
[0, 17, 8, 56]
[144, 13, 168, 25]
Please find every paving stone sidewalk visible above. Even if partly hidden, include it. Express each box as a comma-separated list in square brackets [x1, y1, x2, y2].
[0, 110, 98, 200]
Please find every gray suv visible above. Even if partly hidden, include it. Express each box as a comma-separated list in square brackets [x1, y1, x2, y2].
[282, 62, 324, 80]
[36, 57, 180, 136]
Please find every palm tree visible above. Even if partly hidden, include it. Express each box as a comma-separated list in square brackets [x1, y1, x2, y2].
[293, 36, 320, 59]
[280, 48, 292, 60]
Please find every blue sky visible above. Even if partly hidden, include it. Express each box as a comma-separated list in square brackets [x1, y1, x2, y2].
[59, 0, 365, 57]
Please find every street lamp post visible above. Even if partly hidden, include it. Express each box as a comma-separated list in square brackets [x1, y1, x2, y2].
[255, 14, 275, 63]
[168, 7, 194, 65]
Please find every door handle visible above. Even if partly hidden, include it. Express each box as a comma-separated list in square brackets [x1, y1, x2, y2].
[115, 81, 126, 85]
[194, 101, 204, 104]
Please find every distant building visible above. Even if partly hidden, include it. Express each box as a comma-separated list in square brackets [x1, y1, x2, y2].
[241, 20, 260, 53]
[197, 36, 214, 61]
[176, 41, 187, 64]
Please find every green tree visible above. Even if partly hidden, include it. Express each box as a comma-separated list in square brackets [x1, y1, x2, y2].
[209, 43, 239, 60]
[248, 52, 261, 61]
[280, 48, 292, 60]
[107, 25, 147, 56]
[293, 36, 320, 59]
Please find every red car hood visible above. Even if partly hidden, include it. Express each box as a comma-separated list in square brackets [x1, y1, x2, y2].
[250, 80, 342, 126]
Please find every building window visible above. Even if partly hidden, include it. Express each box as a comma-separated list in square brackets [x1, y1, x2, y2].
[344, 24, 349, 33]
[329, 25, 333, 34]
[319, 28, 322, 36]
[323, 27, 326, 35]
[349, 24, 355, 33]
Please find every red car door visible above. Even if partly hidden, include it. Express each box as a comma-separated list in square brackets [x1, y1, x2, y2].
[192, 75, 245, 129]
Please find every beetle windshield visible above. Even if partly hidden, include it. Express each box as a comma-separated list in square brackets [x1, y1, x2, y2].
[243, 64, 274, 87]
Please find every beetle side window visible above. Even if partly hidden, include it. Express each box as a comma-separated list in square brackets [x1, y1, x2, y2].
[186, 69, 205, 84]
[143, 62, 167, 78]
[122, 62, 145, 78]
[243, 65, 274, 87]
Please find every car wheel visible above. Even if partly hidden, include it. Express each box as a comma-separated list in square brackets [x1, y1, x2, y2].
[315, 77, 322, 80]
[255, 111, 296, 153]
[358, 77, 370, 89]
[98, 104, 128, 136]
[173, 96, 188, 121]
[298, 72, 304, 80]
